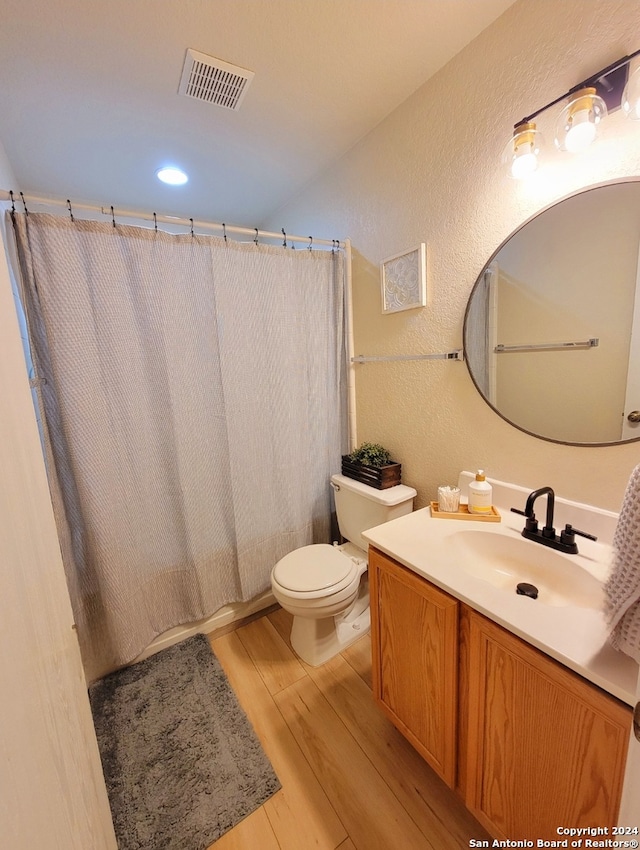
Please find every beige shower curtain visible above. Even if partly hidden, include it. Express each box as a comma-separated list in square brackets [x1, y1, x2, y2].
[10, 212, 346, 681]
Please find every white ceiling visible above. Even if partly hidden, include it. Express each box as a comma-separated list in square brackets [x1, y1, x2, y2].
[0, 0, 516, 227]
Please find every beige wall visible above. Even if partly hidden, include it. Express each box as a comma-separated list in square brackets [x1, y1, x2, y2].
[266, 0, 640, 512]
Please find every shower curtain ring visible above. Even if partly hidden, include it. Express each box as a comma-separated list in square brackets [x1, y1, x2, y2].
[9, 190, 15, 213]
[308, 236, 313, 252]
[282, 228, 287, 248]
[190, 218, 194, 237]
[222, 223, 227, 243]
[153, 212, 157, 232]
[67, 199, 74, 222]
[111, 206, 116, 228]
[254, 228, 259, 245]
[20, 192, 29, 215]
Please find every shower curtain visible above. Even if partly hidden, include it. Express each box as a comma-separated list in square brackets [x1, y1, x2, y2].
[10, 212, 347, 681]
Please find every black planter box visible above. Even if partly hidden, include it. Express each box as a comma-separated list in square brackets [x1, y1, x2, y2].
[341, 455, 402, 490]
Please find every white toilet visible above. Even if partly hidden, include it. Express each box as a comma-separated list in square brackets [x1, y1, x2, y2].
[271, 473, 416, 666]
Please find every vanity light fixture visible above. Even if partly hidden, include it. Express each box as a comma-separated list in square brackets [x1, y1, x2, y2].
[504, 48, 640, 179]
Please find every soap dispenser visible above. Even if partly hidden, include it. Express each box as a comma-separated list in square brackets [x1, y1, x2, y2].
[468, 470, 492, 514]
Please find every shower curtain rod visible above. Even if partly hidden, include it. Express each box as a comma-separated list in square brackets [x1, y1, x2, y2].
[0, 189, 345, 249]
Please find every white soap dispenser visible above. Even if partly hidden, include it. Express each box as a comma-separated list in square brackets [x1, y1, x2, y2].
[468, 470, 492, 515]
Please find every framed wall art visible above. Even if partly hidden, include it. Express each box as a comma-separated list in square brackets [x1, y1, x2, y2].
[380, 243, 427, 314]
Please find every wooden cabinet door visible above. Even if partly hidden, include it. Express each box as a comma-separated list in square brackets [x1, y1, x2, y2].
[464, 608, 631, 840]
[369, 547, 459, 787]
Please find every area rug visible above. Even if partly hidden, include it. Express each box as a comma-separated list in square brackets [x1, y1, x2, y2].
[89, 633, 280, 850]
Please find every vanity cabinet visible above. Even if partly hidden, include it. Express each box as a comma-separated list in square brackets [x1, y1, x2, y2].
[463, 607, 630, 839]
[369, 547, 632, 840]
[369, 546, 458, 787]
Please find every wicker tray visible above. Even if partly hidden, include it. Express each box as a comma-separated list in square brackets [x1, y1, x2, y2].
[429, 501, 501, 522]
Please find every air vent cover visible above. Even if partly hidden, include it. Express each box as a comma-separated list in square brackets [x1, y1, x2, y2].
[178, 49, 254, 110]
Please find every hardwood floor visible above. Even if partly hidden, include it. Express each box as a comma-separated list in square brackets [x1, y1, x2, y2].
[208, 607, 489, 850]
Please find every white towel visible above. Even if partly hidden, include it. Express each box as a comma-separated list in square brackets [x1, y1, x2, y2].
[605, 463, 640, 662]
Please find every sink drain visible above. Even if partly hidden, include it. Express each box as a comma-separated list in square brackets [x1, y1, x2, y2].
[516, 582, 539, 600]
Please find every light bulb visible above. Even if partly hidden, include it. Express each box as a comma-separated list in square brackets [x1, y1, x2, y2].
[511, 150, 538, 179]
[563, 110, 597, 152]
[555, 87, 606, 152]
[502, 122, 542, 180]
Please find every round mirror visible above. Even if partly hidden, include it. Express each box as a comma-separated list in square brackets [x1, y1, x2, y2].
[463, 180, 640, 445]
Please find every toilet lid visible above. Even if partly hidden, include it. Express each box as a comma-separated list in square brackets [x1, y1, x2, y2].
[273, 544, 358, 593]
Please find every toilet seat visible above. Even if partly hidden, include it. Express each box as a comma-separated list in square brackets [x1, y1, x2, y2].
[272, 544, 358, 595]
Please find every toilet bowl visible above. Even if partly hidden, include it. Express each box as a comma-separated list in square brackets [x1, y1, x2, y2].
[271, 473, 416, 666]
[271, 541, 369, 665]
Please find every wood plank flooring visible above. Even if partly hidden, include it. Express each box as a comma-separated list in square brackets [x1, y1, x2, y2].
[208, 608, 488, 849]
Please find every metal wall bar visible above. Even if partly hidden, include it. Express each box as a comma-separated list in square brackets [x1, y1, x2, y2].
[494, 338, 599, 353]
[351, 350, 463, 363]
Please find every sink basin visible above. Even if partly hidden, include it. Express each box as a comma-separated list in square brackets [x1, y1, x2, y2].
[451, 529, 604, 609]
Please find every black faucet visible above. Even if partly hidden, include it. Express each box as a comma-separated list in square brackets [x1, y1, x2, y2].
[511, 486, 597, 554]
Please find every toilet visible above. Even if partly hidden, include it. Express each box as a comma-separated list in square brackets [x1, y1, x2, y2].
[271, 473, 416, 666]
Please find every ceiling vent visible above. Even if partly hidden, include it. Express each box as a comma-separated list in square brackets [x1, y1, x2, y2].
[178, 49, 254, 111]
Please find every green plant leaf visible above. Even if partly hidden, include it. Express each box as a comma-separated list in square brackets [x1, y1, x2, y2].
[347, 442, 392, 467]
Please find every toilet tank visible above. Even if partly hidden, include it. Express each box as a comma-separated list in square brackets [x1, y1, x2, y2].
[330, 473, 417, 551]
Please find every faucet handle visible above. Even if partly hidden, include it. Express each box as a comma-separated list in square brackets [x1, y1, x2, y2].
[561, 523, 597, 544]
[510, 507, 538, 533]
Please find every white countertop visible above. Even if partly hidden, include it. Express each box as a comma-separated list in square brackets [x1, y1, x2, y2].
[362, 482, 639, 706]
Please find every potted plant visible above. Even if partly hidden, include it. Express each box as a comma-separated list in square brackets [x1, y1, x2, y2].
[341, 442, 402, 490]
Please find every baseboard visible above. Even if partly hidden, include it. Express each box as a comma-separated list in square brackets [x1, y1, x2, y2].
[133, 590, 277, 663]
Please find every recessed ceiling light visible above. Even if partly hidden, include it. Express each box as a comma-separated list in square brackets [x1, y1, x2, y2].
[156, 166, 188, 186]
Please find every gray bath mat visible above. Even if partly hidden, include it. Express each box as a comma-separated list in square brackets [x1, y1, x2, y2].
[89, 633, 280, 850]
